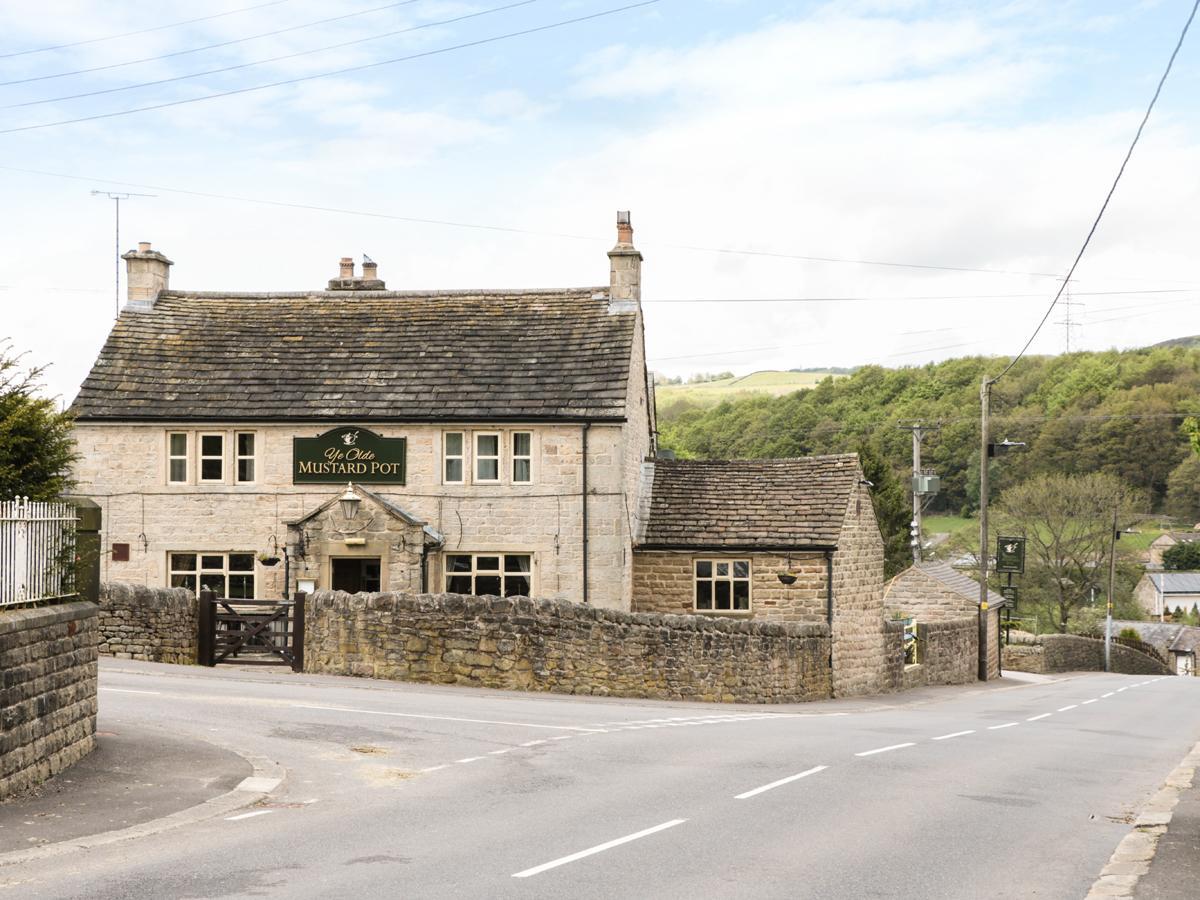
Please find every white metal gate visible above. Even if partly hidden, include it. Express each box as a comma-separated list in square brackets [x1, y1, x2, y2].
[0, 497, 78, 607]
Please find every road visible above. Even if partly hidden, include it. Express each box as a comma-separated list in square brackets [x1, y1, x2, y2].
[2, 660, 1198, 899]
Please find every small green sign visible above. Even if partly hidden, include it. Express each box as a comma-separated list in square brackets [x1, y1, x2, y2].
[1000, 585, 1019, 605]
[995, 536, 1026, 574]
[293, 426, 406, 484]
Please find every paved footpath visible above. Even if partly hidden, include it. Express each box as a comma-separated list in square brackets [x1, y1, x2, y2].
[0, 659, 1197, 899]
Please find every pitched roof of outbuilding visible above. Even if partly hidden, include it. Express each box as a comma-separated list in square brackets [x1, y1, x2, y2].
[71, 289, 636, 421]
[635, 455, 862, 550]
[886, 561, 1007, 608]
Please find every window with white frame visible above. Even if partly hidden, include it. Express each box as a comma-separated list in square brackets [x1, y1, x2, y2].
[199, 433, 225, 482]
[443, 432, 465, 483]
[235, 432, 256, 483]
[167, 432, 188, 484]
[475, 432, 500, 482]
[512, 431, 532, 483]
[444, 553, 532, 596]
[694, 559, 751, 612]
[169, 552, 255, 598]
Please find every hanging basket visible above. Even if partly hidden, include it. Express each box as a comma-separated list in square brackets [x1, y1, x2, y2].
[258, 555, 281, 567]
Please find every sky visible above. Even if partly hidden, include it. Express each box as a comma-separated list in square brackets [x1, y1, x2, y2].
[1, 0, 1198, 405]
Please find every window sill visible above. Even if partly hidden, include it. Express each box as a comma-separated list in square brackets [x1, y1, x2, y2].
[693, 610, 754, 617]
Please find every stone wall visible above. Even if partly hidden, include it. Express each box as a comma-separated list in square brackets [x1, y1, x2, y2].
[0, 601, 98, 800]
[98, 583, 197, 664]
[304, 592, 833, 704]
[1002, 635, 1170, 676]
[884, 617, 977, 690]
[831, 483, 890, 697]
[631, 551, 827, 622]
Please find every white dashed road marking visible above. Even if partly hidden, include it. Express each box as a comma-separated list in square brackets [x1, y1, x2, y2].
[1082, 699, 1099, 705]
[734, 765, 828, 800]
[988, 723, 1019, 730]
[855, 743, 915, 757]
[1026, 713, 1052, 722]
[932, 730, 975, 741]
[226, 810, 273, 822]
[1058, 705, 1078, 712]
[512, 820, 688, 878]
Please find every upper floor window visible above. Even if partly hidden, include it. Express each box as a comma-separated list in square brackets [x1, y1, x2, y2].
[443, 432, 465, 484]
[235, 432, 256, 483]
[167, 433, 188, 484]
[512, 432, 532, 483]
[475, 433, 500, 483]
[695, 559, 751, 612]
[199, 434, 224, 482]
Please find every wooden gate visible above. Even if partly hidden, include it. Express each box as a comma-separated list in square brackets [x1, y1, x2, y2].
[198, 590, 305, 671]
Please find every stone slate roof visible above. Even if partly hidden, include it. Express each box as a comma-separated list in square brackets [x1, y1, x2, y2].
[900, 561, 1007, 608]
[1112, 621, 1186, 653]
[636, 455, 862, 550]
[71, 290, 635, 421]
[1143, 572, 1200, 595]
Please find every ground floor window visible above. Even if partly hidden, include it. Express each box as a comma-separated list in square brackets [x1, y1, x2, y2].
[169, 552, 255, 598]
[694, 559, 750, 611]
[445, 553, 532, 597]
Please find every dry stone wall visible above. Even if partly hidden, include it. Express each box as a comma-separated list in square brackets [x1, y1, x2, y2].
[1002, 635, 1170, 676]
[98, 583, 197, 664]
[884, 617, 977, 690]
[0, 601, 98, 800]
[304, 592, 833, 704]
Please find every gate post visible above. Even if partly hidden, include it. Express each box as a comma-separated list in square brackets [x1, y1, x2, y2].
[291, 592, 306, 673]
[198, 589, 215, 666]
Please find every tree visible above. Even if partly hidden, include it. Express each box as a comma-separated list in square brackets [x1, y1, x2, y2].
[0, 343, 76, 501]
[1162, 541, 1200, 571]
[1165, 455, 1200, 523]
[996, 473, 1142, 633]
[856, 442, 910, 578]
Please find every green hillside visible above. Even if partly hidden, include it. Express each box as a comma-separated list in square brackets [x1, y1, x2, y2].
[655, 370, 847, 407]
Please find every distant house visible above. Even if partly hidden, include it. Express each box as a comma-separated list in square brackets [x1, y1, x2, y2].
[1148, 531, 1200, 567]
[1135, 572, 1200, 619]
[1113, 620, 1200, 677]
[883, 561, 1007, 679]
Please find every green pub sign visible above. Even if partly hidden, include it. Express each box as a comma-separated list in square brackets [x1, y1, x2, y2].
[293, 426, 406, 485]
[999, 584, 1019, 605]
[995, 536, 1026, 575]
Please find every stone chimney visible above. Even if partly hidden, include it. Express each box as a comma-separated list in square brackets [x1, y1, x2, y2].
[121, 242, 173, 309]
[607, 211, 642, 311]
[328, 255, 385, 291]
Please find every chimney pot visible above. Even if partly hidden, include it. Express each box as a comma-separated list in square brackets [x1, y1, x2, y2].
[607, 210, 642, 307]
[339, 257, 354, 279]
[362, 259, 378, 279]
[138, 241, 151, 253]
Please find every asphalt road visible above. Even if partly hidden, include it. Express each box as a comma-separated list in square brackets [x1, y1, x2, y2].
[2, 660, 1198, 899]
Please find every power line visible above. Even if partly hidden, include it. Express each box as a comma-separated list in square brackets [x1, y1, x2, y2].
[5, 0, 540, 109]
[990, 0, 1200, 384]
[0, 0, 663, 135]
[1, 0, 441, 91]
[642, 289, 1196, 304]
[0, 0, 299, 60]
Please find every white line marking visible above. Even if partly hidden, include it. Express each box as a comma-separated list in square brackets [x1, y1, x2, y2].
[551, 736, 572, 741]
[1101, 692, 1115, 698]
[1026, 713, 1052, 722]
[1082, 699, 1099, 705]
[735, 765, 828, 799]
[488, 749, 511, 755]
[1058, 704, 1078, 712]
[1116, 687, 1128, 692]
[855, 742, 915, 757]
[457, 757, 483, 764]
[520, 740, 548, 747]
[99, 688, 161, 695]
[291, 704, 604, 732]
[931, 730, 975, 741]
[235, 776, 281, 793]
[226, 810, 273, 821]
[419, 765, 448, 773]
[988, 723, 1019, 730]
[512, 819, 688, 878]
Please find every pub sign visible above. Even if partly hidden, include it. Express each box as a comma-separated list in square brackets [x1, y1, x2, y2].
[293, 426, 406, 484]
[995, 536, 1026, 574]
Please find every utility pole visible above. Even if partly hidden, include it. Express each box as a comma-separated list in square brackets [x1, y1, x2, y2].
[91, 190, 155, 318]
[978, 377, 992, 681]
[898, 423, 938, 563]
[1106, 508, 1119, 673]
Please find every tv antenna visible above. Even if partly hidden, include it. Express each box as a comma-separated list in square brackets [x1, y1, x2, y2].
[91, 190, 155, 318]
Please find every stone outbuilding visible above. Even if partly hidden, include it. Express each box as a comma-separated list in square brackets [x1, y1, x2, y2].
[632, 455, 893, 697]
[883, 561, 1007, 679]
[1148, 530, 1200, 567]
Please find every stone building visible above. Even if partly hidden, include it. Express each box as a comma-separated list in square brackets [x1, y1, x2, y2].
[1135, 572, 1200, 619]
[70, 213, 899, 694]
[883, 561, 1006, 679]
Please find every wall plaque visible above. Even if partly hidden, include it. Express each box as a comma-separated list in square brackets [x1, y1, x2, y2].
[293, 426, 406, 484]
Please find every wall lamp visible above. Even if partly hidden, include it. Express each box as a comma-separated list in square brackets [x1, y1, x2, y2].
[338, 482, 362, 520]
